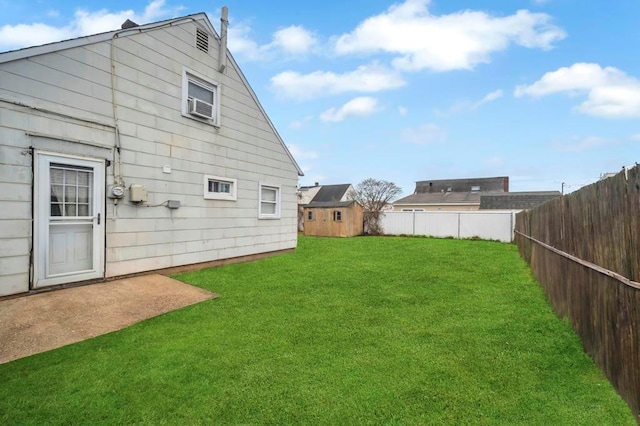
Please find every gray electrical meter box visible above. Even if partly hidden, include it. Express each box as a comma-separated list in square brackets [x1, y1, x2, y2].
[129, 184, 148, 202]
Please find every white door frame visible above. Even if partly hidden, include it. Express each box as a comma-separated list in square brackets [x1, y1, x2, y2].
[33, 151, 105, 288]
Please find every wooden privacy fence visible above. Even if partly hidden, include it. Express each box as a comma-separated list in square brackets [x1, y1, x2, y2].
[381, 210, 518, 242]
[515, 165, 640, 420]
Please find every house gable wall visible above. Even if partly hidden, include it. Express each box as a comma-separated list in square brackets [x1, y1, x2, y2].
[0, 15, 299, 295]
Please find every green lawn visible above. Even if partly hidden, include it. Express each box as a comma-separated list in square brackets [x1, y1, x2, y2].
[0, 236, 633, 424]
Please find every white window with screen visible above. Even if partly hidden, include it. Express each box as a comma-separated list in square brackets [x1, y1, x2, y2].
[258, 183, 281, 219]
[182, 68, 220, 126]
[204, 175, 237, 201]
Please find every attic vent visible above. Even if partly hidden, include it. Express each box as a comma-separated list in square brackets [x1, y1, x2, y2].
[196, 28, 209, 53]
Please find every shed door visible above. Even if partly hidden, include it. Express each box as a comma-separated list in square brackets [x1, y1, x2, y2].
[34, 152, 105, 288]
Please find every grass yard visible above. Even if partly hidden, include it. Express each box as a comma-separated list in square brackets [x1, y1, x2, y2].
[0, 236, 633, 424]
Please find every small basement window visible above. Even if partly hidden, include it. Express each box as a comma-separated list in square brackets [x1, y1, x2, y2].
[182, 68, 220, 126]
[203, 175, 237, 201]
[333, 210, 342, 221]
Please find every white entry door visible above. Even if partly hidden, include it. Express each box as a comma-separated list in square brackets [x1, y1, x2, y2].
[34, 152, 105, 288]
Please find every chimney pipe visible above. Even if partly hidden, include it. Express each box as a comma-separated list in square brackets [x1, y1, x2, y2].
[219, 6, 228, 73]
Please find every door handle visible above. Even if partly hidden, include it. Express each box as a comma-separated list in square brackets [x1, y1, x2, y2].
[97, 213, 101, 225]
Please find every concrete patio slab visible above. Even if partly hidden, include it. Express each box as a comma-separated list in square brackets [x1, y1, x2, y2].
[0, 274, 217, 364]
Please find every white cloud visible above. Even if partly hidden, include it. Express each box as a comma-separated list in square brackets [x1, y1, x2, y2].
[402, 123, 446, 144]
[0, 23, 71, 49]
[515, 63, 640, 118]
[287, 144, 319, 160]
[465, 89, 503, 111]
[0, 0, 181, 51]
[478, 89, 504, 105]
[553, 136, 611, 152]
[287, 144, 319, 178]
[271, 63, 406, 100]
[631, 134, 640, 141]
[485, 156, 505, 167]
[272, 26, 317, 54]
[437, 89, 503, 115]
[289, 115, 314, 129]
[334, 0, 565, 72]
[398, 106, 408, 116]
[320, 97, 380, 122]
[228, 23, 317, 60]
[227, 22, 265, 61]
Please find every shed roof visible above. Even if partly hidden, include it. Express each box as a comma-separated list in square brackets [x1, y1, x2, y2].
[310, 184, 352, 203]
[303, 201, 358, 208]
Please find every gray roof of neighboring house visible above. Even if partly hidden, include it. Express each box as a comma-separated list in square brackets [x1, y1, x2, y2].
[415, 176, 509, 193]
[394, 191, 486, 205]
[298, 185, 320, 190]
[479, 191, 562, 210]
[310, 184, 352, 203]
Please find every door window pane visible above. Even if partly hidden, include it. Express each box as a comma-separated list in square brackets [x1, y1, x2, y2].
[65, 204, 77, 216]
[78, 204, 89, 216]
[50, 165, 93, 217]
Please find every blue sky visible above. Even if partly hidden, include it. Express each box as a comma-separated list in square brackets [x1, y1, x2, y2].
[2, 1, 639, 196]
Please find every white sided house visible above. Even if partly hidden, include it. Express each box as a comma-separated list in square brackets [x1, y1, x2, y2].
[0, 11, 303, 297]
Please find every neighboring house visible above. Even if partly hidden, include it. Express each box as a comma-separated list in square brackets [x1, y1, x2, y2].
[599, 172, 618, 181]
[479, 191, 561, 210]
[297, 182, 322, 205]
[393, 177, 509, 211]
[296, 182, 322, 231]
[394, 176, 560, 212]
[302, 184, 363, 237]
[0, 11, 303, 297]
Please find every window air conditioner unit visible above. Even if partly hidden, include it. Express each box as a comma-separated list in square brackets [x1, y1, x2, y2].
[189, 98, 214, 119]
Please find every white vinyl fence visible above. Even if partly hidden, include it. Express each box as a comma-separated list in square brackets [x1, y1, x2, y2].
[381, 210, 520, 242]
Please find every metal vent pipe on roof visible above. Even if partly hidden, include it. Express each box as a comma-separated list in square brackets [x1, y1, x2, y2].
[219, 6, 228, 73]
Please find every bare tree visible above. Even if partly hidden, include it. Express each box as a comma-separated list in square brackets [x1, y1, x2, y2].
[354, 178, 402, 235]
